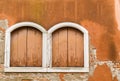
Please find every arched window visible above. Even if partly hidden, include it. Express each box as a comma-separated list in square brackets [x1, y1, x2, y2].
[4, 22, 47, 72]
[5, 22, 89, 72]
[48, 22, 89, 72]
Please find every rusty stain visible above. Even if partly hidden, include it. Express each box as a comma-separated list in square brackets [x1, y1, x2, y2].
[108, 39, 117, 61]
[81, 19, 119, 61]
[101, 34, 117, 61]
[59, 73, 65, 81]
[80, 0, 119, 61]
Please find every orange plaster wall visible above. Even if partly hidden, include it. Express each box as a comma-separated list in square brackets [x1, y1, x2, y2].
[0, 0, 119, 61]
[0, 0, 120, 63]
[0, 0, 120, 81]
[88, 64, 117, 81]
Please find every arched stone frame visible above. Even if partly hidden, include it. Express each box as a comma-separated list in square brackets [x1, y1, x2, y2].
[4, 22, 89, 72]
[47, 22, 89, 72]
[4, 22, 47, 72]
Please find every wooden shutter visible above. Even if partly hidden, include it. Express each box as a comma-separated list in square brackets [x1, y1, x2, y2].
[52, 27, 84, 67]
[10, 27, 42, 67]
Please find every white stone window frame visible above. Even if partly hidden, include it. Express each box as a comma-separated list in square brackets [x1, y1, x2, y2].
[47, 22, 89, 72]
[4, 22, 48, 72]
[4, 22, 89, 72]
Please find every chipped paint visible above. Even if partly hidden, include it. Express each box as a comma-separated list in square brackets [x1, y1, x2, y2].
[89, 47, 120, 81]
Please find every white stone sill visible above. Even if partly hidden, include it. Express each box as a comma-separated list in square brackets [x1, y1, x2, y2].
[4, 67, 89, 72]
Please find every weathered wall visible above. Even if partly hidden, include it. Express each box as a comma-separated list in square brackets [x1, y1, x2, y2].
[0, 0, 120, 81]
[0, 0, 119, 61]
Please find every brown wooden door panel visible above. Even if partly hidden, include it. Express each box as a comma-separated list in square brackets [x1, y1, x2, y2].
[68, 28, 77, 67]
[17, 27, 27, 67]
[76, 29, 84, 67]
[10, 27, 42, 67]
[10, 28, 19, 67]
[52, 27, 84, 67]
[27, 27, 42, 67]
[11, 27, 27, 67]
[52, 30, 59, 67]
[68, 28, 84, 67]
[52, 28, 68, 67]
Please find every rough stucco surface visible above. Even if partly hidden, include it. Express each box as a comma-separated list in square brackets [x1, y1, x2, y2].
[0, 0, 119, 61]
[0, 0, 120, 81]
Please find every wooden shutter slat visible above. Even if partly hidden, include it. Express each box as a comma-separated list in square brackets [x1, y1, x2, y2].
[68, 28, 76, 67]
[10, 29, 18, 66]
[76, 30, 84, 66]
[27, 27, 42, 67]
[17, 27, 27, 66]
[58, 28, 68, 67]
[68, 28, 84, 67]
[11, 27, 27, 67]
[52, 28, 68, 67]
[52, 31, 59, 66]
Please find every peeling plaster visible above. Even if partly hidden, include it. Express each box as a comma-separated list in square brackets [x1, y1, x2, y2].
[0, 19, 8, 41]
[96, 61, 120, 81]
[0, 20, 8, 30]
[89, 47, 120, 81]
